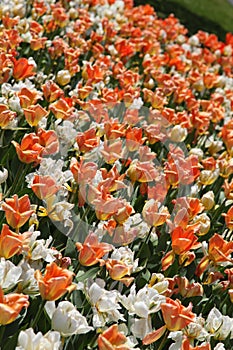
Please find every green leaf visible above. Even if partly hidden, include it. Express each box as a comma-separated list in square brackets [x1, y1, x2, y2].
[75, 267, 100, 282]
[65, 238, 78, 258]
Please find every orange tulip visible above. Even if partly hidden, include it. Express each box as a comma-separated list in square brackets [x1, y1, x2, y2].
[49, 97, 75, 120]
[223, 179, 233, 200]
[142, 199, 170, 227]
[171, 227, 201, 256]
[165, 153, 200, 187]
[98, 324, 130, 350]
[0, 224, 31, 259]
[125, 127, 145, 152]
[207, 233, 233, 264]
[101, 140, 123, 164]
[104, 119, 126, 140]
[37, 128, 59, 156]
[0, 104, 16, 128]
[173, 197, 204, 221]
[91, 188, 124, 221]
[34, 262, 75, 301]
[104, 259, 134, 287]
[30, 36, 47, 51]
[0, 286, 29, 325]
[162, 226, 201, 271]
[222, 206, 233, 230]
[196, 233, 233, 276]
[220, 119, 233, 152]
[18, 87, 42, 108]
[161, 298, 195, 332]
[76, 127, 100, 153]
[2, 194, 34, 229]
[143, 298, 195, 345]
[12, 57, 36, 80]
[113, 201, 134, 225]
[100, 165, 126, 192]
[182, 339, 211, 350]
[42, 80, 64, 102]
[12, 133, 43, 164]
[126, 160, 159, 183]
[23, 104, 48, 127]
[167, 276, 203, 298]
[31, 175, 60, 200]
[76, 232, 113, 266]
[70, 157, 97, 184]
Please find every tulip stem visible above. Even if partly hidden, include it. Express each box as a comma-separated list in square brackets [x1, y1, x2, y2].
[30, 299, 46, 329]
[157, 329, 169, 350]
[0, 326, 5, 344]
[136, 226, 153, 259]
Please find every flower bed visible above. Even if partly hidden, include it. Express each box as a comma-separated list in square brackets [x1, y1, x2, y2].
[0, 0, 233, 349]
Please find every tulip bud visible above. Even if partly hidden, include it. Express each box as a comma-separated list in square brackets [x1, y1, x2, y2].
[199, 169, 219, 185]
[193, 213, 211, 235]
[56, 70, 71, 86]
[170, 125, 188, 142]
[189, 148, 204, 161]
[201, 191, 215, 210]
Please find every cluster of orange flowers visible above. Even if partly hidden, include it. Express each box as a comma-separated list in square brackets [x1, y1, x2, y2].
[0, 0, 233, 349]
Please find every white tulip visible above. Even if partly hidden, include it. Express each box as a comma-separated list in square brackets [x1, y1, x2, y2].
[0, 258, 22, 291]
[0, 167, 8, 184]
[16, 328, 61, 350]
[51, 301, 93, 337]
[205, 307, 233, 340]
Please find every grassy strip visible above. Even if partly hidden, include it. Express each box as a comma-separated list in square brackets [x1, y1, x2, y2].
[134, 0, 233, 41]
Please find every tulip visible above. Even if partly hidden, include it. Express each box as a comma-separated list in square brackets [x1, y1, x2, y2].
[51, 301, 93, 337]
[2, 194, 34, 229]
[196, 234, 233, 276]
[125, 127, 145, 151]
[12, 57, 36, 80]
[181, 339, 211, 350]
[31, 175, 60, 200]
[142, 199, 170, 227]
[98, 324, 130, 350]
[101, 140, 124, 164]
[76, 232, 113, 266]
[171, 227, 201, 255]
[104, 259, 134, 287]
[23, 104, 48, 127]
[201, 191, 215, 210]
[0, 167, 8, 184]
[126, 160, 159, 183]
[170, 125, 188, 142]
[18, 87, 42, 108]
[12, 134, 42, 164]
[42, 80, 64, 102]
[0, 224, 31, 259]
[56, 69, 71, 86]
[70, 157, 97, 185]
[49, 97, 75, 120]
[113, 201, 134, 225]
[35, 262, 75, 301]
[17, 328, 61, 349]
[223, 206, 233, 231]
[0, 104, 16, 128]
[76, 127, 100, 153]
[161, 298, 195, 331]
[0, 286, 29, 325]
[143, 298, 195, 345]
[37, 128, 59, 156]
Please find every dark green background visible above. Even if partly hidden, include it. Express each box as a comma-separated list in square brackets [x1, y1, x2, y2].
[134, 0, 233, 41]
